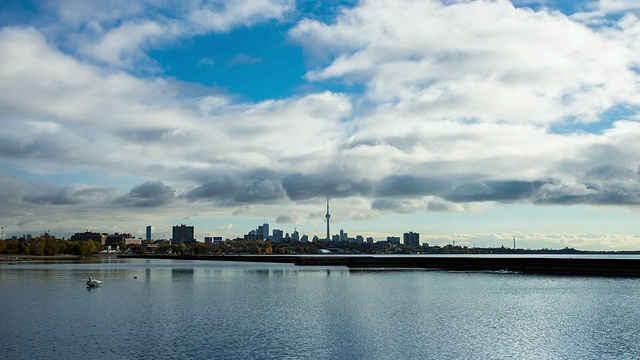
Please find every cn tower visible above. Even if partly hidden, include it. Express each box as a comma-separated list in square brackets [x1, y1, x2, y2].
[325, 196, 331, 242]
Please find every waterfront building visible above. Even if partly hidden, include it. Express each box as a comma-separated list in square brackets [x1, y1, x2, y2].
[366, 237, 374, 244]
[70, 231, 108, 245]
[172, 224, 195, 245]
[106, 233, 133, 246]
[404, 232, 420, 247]
[301, 234, 309, 243]
[205, 236, 224, 245]
[292, 229, 300, 242]
[387, 236, 401, 244]
[146, 226, 152, 242]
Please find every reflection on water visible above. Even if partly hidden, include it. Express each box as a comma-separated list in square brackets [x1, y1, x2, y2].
[1, 258, 640, 360]
[171, 268, 194, 278]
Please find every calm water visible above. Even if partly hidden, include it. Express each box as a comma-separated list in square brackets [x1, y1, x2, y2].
[1, 257, 640, 360]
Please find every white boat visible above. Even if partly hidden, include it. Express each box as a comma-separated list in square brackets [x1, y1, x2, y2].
[86, 276, 102, 287]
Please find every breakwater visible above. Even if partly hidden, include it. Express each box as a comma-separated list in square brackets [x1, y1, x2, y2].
[119, 254, 640, 277]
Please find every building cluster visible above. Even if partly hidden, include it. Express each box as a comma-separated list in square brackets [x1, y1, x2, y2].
[8, 211, 422, 250]
[69, 231, 141, 246]
[67, 224, 422, 248]
[241, 222, 422, 247]
[4, 200, 426, 248]
[244, 223, 309, 243]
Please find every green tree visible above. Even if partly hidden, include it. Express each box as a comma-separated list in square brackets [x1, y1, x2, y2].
[30, 238, 45, 255]
[5, 240, 18, 254]
[18, 241, 30, 255]
[43, 238, 59, 255]
[55, 240, 67, 254]
[133, 245, 147, 255]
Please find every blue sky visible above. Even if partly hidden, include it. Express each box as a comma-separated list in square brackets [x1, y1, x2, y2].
[1, 0, 640, 250]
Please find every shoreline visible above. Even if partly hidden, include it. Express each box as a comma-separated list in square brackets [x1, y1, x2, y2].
[0, 254, 111, 263]
[119, 254, 640, 277]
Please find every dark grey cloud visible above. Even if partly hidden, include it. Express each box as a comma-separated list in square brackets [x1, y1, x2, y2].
[537, 182, 640, 205]
[275, 214, 298, 224]
[445, 180, 548, 203]
[114, 180, 175, 207]
[374, 175, 450, 197]
[21, 184, 111, 206]
[23, 188, 80, 205]
[184, 175, 243, 201]
[235, 179, 286, 203]
[591, 183, 640, 205]
[184, 171, 286, 204]
[282, 173, 372, 200]
[371, 199, 420, 212]
[117, 129, 173, 142]
[585, 165, 639, 182]
[0, 138, 32, 158]
[0, 136, 69, 160]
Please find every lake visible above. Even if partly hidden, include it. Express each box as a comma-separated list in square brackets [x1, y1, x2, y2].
[1, 257, 639, 359]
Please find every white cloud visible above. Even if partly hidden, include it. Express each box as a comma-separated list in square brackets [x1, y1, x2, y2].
[291, 0, 640, 124]
[189, 0, 294, 32]
[83, 21, 167, 67]
[598, 0, 640, 13]
[44, 0, 294, 69]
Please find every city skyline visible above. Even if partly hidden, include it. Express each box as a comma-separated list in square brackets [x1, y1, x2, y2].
[1, 1, 640, 250]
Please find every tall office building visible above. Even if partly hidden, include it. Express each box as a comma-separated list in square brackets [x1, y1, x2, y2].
[257, 223, 269, 240]
[146, 226, 152, 242]
[272, 229, 283, 243]
[172, 224, 195, 244]
[403, 232, 420, 247]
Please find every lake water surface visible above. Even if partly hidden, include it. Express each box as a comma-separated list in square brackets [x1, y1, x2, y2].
[1, 257, 639, 359]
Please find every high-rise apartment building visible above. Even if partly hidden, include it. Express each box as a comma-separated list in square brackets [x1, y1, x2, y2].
[172, 224, 195, 244]
[403, 231, 420, 247]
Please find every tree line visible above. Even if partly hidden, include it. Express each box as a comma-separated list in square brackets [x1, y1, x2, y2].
[1, 235, 594, 257]
[0, 236, 102, 256]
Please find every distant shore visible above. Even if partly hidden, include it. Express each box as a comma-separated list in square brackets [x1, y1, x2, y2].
[119, 253, 640, 277]
[0, 254, 102, 262]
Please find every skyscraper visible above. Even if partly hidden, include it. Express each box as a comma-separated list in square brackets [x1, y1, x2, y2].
[326, 197, 331, 242]
[272, 229, 283, 243]
[146, 226, 151, 242]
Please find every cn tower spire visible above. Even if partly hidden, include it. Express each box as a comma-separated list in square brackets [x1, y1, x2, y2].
[325, 196, 331, 242]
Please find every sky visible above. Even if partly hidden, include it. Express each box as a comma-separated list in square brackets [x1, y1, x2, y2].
[1, 0, 639, 250]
